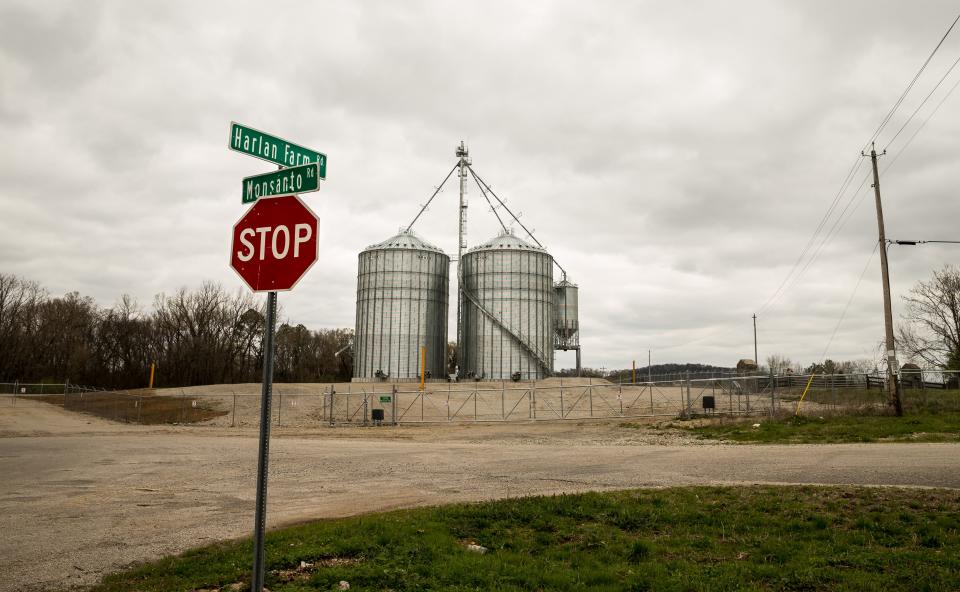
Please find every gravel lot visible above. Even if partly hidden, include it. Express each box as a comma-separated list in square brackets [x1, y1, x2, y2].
[1, 397, 959, 592]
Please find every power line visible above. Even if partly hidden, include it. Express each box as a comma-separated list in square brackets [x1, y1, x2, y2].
[756, 157, 867, 315]
[883, 71, 960, 172]
[884, 52, 960, 149]
[867, 10, 960, 147]
[758, 10, 960, 316]
[818, 242, 880, 362]
[890, 239, 960, 245]
[759, 169, 873, 315]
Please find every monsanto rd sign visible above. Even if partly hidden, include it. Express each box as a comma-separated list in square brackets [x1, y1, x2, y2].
[230, 195, 319, 292]
[242, 162, 320, 204]
[230, 122, 327, 178]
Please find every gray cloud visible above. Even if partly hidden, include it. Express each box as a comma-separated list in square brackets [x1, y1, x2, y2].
[1, 0, 958, 371]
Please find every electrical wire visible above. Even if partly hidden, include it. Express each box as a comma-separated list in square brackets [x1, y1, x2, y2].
[883, 71, 960, 173]
[796, 69, 960, 295]
[405, 163, 459, 232]
[758, 10, 960, 316]
[756, 157, 867, 315]
[759, 169, 873, 315]
[866, 10, 960, 147]
[818, 242, 880, 362]
[884, 52, 960, 150]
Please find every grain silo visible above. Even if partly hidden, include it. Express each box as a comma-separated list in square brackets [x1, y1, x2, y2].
[553, 278, 581, 374]
[353, 230, 449, 381]
[459, 230, 554, 380]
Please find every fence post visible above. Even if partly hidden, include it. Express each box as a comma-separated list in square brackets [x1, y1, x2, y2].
[329, 386, 336, 426]
[500, 385, 504, 420]
[232, 392, 237, 427]
[560, 384, 565, 419]
[670, 379, 687, 418]
[12, 380, 17, 407]
[532, 383, 537, 420]
[920, 368, 927, 410]
[363, 394, 369, 426]
[393, 385, 398, 425]
[769, 376, 775, 418]
[685, 371, 692, 417]
[587, 376, 593, 417]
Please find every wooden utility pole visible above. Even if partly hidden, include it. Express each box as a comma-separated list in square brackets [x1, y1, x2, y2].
[866, 142, 904, 416]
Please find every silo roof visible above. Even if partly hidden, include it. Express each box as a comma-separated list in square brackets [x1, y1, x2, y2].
[363, 230, 445, 254]
[468, 230, 547, 253]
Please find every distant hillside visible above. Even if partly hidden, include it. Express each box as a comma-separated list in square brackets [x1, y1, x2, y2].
[557, 363, 736, 381]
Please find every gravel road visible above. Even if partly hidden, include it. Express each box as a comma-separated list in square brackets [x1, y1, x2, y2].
[1, 398, 958, 592]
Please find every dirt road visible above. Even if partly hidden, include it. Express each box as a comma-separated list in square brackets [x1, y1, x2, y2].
[2, 399, 959, 592]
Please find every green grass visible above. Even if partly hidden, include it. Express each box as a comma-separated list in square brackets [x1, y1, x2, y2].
[682, 412, 960, 444]
[90, 486, 960, 592]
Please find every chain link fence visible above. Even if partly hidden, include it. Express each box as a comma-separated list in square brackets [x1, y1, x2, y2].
[3, 371, 958, 426]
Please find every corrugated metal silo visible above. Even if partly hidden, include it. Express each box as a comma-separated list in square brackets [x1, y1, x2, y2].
[353, 230, 449, 380]
[554, 279, 579, 348]
[459, 230, 554, 380]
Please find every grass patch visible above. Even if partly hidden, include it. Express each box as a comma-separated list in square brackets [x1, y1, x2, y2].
[90, 486, 960, 591]
[683, 412, 960, 444]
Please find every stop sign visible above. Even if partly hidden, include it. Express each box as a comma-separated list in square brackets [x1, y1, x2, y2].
[230, 195, 319, 292]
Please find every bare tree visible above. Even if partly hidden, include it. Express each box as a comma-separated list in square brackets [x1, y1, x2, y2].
[766, 354, 794, 375]
[1, 275, 352, 388]
[0, 274, 45, 381]
[897, 264, 960, 370]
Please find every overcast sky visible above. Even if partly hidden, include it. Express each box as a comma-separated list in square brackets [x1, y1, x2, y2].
[1, 1, 958, 370]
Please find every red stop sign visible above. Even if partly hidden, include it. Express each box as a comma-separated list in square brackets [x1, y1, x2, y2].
[230, 195, 319, 292]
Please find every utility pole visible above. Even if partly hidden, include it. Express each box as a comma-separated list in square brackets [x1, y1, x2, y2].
[455, 141, 470, 378]
[648, 349, 652, 383]
[865, 142, 904, 416]
[752, 314, 758, 368]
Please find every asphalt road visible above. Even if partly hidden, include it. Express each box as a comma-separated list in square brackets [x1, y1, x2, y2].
[2, 399, 958, 592]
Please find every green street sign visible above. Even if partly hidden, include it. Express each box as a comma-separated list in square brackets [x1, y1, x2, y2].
[242, 162, 320, 204]
[379, 395, 392, 403]
[229, 122, 327, 178]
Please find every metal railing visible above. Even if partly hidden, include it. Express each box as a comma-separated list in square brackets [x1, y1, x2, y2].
[3, 370, 958, 427]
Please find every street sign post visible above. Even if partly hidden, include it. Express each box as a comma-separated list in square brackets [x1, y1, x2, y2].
[242, 162, 321, 204]
[230, 195, 319, 292]
[230, 122, 327, 178]
[230, 124, 326, 592]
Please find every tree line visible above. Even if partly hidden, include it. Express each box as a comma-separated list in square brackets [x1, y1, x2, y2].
[0, 274, 353, 389]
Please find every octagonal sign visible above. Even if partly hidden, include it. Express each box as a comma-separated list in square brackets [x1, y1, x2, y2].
[230, 195, 319, 292]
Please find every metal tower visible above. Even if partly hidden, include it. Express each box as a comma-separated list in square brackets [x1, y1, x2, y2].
[455, 141, 470, 375]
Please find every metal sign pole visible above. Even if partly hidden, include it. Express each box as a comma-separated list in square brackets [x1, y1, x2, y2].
[251, 290, 277, 592]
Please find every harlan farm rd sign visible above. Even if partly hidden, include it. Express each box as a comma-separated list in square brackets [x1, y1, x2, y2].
[242, 162, 321, 204]
[230, 122, 327, 178]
